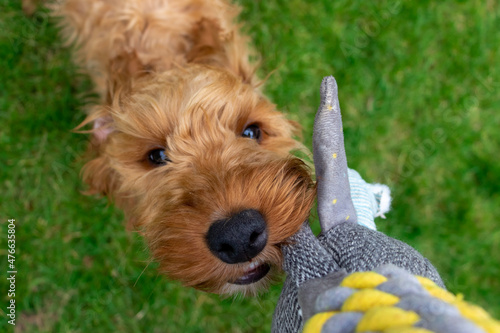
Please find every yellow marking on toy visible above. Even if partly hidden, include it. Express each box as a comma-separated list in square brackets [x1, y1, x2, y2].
[340, 272, 387, 289]
[303, 311, 337, 333]
[342, 289, 399, 312]
[356, 307, 420, 332]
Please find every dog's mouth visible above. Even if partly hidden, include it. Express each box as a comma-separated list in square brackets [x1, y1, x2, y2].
[230, 261, 271, 285]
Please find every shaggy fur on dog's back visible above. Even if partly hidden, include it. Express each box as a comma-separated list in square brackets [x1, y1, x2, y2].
[53, 0, 316, 295]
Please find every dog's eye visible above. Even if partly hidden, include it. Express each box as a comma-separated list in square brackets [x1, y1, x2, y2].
[148, 148, 171, 166]
[242, 124, 262, 142]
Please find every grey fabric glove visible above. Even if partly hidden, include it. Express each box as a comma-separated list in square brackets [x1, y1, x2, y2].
[272, 77, 444, 333]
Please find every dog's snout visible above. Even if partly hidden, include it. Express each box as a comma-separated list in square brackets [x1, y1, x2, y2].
[206, 209, 268, 264]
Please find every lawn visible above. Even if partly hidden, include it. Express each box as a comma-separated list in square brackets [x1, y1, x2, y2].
[1, 0, 499, 332]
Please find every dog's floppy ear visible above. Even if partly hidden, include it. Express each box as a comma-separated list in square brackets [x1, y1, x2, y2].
[75, 98, 118, 195]
[75, 120, 116, 197]
[78, 103, 138, 227]
[82, 71, 132, 144]
[187, 18, 257, 85]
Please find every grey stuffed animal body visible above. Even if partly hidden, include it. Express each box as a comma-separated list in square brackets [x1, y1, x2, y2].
[272, 77, 445, 332]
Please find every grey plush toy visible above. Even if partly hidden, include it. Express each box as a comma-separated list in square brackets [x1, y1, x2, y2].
[270, 77, 500, 333]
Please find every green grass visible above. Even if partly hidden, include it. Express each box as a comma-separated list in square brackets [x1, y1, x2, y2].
[1, 0, 500, 331]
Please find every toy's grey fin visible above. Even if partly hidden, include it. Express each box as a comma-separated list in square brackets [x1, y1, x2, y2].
[313, 76, 357, 232]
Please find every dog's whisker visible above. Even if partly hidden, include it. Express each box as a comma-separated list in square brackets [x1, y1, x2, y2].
[134, 258, 155, 287]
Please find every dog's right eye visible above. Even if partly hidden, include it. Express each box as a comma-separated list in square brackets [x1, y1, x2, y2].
[148, 148, 171, 166]
[242, 124, 262, 143]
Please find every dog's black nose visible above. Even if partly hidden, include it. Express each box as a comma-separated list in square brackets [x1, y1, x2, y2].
[206, 209, 268, 264]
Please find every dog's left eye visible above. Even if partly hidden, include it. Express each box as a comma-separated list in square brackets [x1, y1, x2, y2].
[148, 148, 171, 166]
[242, 124, 262, 142]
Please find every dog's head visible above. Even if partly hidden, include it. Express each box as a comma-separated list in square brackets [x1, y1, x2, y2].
[80, 65, 315, 295]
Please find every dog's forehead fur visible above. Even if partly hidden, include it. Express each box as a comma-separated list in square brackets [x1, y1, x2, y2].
[104, 66, 298, 157]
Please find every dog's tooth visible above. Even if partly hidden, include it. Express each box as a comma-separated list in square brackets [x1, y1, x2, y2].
[248, 262, 258, 271]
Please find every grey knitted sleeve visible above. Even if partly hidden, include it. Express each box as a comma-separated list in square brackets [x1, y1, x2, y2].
[318, 223, 444, 288]
[272, 223, 339, 333]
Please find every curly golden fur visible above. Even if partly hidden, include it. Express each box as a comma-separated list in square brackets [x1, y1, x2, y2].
[53, 0, 316, 295]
